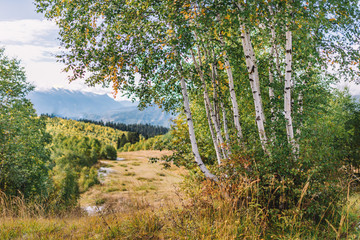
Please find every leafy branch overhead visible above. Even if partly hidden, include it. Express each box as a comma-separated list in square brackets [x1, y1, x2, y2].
[35, 0, 359, 174]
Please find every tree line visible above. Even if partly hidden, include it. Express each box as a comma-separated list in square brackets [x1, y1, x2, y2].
[78, 119, 169, 139]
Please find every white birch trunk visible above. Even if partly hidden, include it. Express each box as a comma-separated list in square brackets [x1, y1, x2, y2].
[269, 17, 276, 125]
[219, 36, 244, 142]
[180, 76, 217, 180]
[239, 24, 269, 154]
[220, 100, 231, 143]
[191, 49, 230, 160]
[284, 29, 297, 153]
[204, 95, 223, 165]
[209, 58, 231, 144]
[205, 47, 221, 129]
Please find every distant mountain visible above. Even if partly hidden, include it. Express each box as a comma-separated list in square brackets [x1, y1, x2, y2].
[27, 88, 173, 127]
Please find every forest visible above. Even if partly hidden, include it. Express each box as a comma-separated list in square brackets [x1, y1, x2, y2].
[1, 0, 360, 239]
[78, 119, 169, 139]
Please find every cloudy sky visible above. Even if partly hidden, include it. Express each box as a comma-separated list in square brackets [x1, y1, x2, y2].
[0, 0, 120, 97]
[0, 0, 359, 97]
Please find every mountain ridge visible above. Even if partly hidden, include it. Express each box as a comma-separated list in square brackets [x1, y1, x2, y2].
[27, 88, 173, 127]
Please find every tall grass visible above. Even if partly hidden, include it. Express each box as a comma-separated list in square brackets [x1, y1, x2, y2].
[1, 181, 360, 239]
[0, 191, 46, 218]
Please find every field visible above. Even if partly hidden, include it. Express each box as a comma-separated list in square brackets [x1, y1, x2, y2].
[80, 150, 187, 212]
[0, 150, 190, 240]
[2, 151, 360, 239]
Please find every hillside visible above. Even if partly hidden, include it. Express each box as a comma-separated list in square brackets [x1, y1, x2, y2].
[46, 117, 129, 148]
[27, 88, 173, 126]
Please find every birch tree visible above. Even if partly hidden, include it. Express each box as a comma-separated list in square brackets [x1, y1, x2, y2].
[35, 0, 360, 181]
[284, 29, 297, 151]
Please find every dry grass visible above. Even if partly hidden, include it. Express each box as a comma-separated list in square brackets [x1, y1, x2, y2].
[0, 191, 250, 239]
[2, 193, 360, 239]
[0, 150, 189, 239]
[80, 150, 187, 210]
[2, 151, 360, 239]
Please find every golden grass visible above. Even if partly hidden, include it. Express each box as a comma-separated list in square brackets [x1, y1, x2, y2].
[80, 150, 186, 210]
[0, 150, 188, 239]
[2, 151, 360, 239]
[2, 193, 360, 239]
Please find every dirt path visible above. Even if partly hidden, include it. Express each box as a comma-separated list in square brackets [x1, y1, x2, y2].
[80, 150, 187, 213]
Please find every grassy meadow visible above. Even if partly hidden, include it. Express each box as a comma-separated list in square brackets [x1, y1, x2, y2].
[1, 150, 360, 239]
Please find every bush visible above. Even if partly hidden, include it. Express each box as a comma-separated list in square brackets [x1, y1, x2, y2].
[79, 166, 100, 192]
[50, 164, 79, 208]
[101, 145, 117, 160]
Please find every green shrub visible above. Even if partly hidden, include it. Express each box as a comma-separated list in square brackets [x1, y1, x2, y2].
[101, 145, 117, 160]
[50, 164, 79, 208]
[79, 167, 100, 192]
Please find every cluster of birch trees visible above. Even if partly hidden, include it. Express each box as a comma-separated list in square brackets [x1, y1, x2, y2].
[36, 0, 359, 181]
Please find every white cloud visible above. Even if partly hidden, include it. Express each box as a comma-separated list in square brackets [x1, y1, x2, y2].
[4, 44, 59, 63]
[337, 81, 360, 96]
[0, 19, 58, 45]
[0, 19, 130, 100]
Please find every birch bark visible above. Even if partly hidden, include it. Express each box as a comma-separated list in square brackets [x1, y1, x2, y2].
[191, 48, 229, 160]
[284, 29, 297, 152]
[218, 36, 244, 142]
[220, 99, 231, 143]
[208, 56, 231, 144]
[207, 48, 221, 128]
[204, 94, 223, 165]
[180, 75, 217, 180]
[239, 24, 269, 154]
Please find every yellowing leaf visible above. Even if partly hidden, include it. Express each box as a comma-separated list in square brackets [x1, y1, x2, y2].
[218, 61, 224, 70]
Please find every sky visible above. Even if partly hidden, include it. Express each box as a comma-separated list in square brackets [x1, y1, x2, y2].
[0, 0, 359, 97]
[0, 0, 121, 98]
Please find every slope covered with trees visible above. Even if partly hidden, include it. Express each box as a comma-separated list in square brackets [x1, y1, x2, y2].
[47, 117, 145, 150]
[119, 133, 171, 152]
[46, 117, 127, 148]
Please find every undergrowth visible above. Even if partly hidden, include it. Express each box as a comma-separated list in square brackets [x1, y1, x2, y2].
[1, 176, 360, 239]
